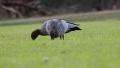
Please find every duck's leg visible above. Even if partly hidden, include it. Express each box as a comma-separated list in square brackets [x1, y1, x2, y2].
[50, 31, 55, 40]
[60, 35, 64, 40]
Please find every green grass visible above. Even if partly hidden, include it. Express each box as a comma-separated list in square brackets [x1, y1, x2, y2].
[0, 19, 120, 68]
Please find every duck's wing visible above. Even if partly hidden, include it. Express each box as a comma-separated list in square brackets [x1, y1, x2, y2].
[66, 21, 79, 26]
[40, 20, 51, 35]
[65, 21, 82, 33]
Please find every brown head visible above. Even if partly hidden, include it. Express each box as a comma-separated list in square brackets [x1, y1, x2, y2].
[31, 29, 41, 40]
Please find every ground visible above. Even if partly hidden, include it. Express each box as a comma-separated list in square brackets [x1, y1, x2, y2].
[0, 19, 120, 68]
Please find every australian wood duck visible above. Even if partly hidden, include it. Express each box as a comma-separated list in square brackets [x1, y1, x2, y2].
[31, 19, 82, 40]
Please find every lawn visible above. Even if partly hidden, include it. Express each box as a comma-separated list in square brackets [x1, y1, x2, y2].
[0, 19, 120, 68]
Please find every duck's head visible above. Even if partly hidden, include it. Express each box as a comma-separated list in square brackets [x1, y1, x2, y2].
[31, 29, 41, 40]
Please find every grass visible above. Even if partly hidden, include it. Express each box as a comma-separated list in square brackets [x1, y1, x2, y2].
[0, 19, 120, 68]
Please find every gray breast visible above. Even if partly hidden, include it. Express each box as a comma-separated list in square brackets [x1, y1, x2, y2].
[45, 19, 66, 35]
[42, 19, 67, 39]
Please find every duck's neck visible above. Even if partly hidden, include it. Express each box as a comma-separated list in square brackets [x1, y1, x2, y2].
[39, 30, 48, 36]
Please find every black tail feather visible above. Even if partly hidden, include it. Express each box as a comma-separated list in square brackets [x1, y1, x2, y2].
[72, 27, 82, 30]
[65, 27, 82, 33]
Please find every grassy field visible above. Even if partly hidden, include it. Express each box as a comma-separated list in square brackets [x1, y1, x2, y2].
[0, 19, 120, 68]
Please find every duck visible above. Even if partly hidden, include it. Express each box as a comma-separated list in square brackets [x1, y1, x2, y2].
[31, 19, 82, 40]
